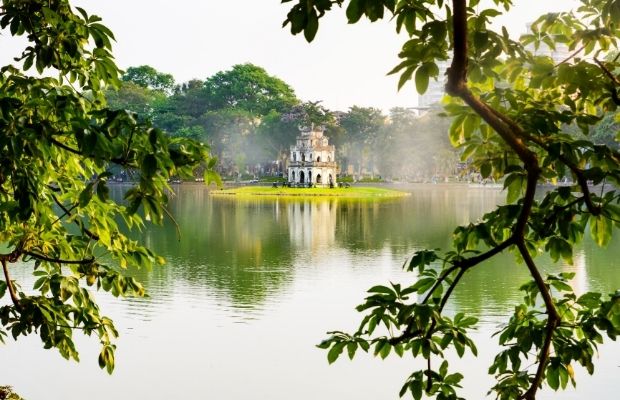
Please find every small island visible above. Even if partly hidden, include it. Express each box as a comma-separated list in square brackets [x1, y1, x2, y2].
[211, 124, 408, 199]
[210, 186, 409, 199]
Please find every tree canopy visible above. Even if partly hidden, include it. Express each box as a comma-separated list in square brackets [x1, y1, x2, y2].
[203, 63, 299, 114]
[0, 0, 214, 373]
[107, 64, 456, 181]
[281, 0, 620, 399]
[122, 65, 175, 93]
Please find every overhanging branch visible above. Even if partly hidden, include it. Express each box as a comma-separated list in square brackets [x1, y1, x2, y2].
[445, 2, 559, 398]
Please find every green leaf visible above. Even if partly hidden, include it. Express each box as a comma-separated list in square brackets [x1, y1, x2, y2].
[547, 366, 560, 390]
[398, 67, 415, 91]
[590, 215, 612, 247]
[368, 285, 394, 295]
[480, 162, 492, 179]
[439, 360, 448, 377]
[505, 175, 523, 204]
[474, 30, 489, 49]
[415, 65, 430, 94]
[407, 249, 437, 271]
[410, 378, 423, 400]
[327, 342, 344, 364]
[79, 182, 94, 207]
[411, 277, 436, 294]
[142, 154, 158, 178]
[346, 0, 364, 23]
[577, 292, 602, 308]
[96, 182, 110, 202]
[304, 11, 319, 42]
[347, 342, 357, 359]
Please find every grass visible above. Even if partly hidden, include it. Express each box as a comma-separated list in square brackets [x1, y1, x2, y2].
[210, 185, 409, 199]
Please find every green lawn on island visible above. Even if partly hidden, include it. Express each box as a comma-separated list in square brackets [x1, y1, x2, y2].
[210, 185, 409, 199]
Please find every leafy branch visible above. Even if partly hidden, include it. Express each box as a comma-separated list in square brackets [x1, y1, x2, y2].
[282, 0, 620, 398]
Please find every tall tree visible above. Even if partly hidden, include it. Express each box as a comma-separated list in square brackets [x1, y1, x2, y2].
[203, 63, 299, 114]
[0, 0, 214, 373]
[340, 106, 386, 175]
[122, 65, 175, 93]
[282, 0, 620, 399]
[106, 81, 167, 118]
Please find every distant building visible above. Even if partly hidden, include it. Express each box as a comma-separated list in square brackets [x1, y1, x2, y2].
[287, 125, 337, 187]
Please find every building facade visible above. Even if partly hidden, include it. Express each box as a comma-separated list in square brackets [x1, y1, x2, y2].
[287, 125, 337, 187]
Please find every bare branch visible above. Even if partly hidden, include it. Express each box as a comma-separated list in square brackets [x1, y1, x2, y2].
[1, 259, 21, 310]
[516, 240, 560, 400]
[554, 44, 586, 67]
[49, 137, 83, 156]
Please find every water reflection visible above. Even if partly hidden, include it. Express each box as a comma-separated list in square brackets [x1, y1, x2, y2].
[288, 200, 337, 252]
[3, 184, 620, 400]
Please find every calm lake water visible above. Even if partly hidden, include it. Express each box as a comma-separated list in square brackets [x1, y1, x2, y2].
[2, 184, 619, 399]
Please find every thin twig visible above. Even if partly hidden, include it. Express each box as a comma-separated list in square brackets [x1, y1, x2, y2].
[51, 194, 100, 241]
[594, 57, 620, 85]
[24, 251, 95, 265]
[554, 43, 586, 67]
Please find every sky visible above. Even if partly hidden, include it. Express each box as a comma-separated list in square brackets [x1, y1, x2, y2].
[1, 1, 579, 112]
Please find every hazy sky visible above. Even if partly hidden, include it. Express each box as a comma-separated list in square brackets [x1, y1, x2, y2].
[2, 1, 578, 111]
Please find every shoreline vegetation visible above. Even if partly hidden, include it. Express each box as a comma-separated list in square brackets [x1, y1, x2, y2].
[209, 185, 410, 199]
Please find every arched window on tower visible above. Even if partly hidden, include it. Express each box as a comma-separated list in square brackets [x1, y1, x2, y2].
[316, 156, 321, 162]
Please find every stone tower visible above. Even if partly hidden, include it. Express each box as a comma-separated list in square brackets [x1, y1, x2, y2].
[287, 125, 337, 187]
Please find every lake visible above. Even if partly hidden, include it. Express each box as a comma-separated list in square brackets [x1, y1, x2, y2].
[2, 184, 619, 399]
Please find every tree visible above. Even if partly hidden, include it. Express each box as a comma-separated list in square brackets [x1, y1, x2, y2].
[0, 0, 214, 373]
[340, 106, 386, 176]
[582, 113, 619, 147]
[282, 1, 620, 399]
[375, 107, 455, 181]
[122, 65, 175, 93]
[106, 81, 167, 117]
[203, 63, 299, 115]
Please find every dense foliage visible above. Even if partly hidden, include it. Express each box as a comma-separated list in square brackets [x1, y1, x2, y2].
[108, 65, 457, 181]
[0, 0, 214, 373]
[281, 0, 620, 399]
